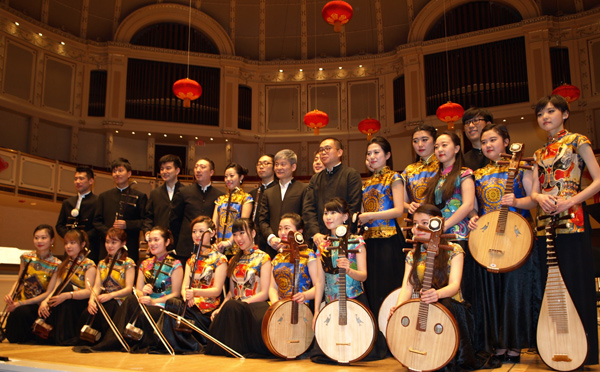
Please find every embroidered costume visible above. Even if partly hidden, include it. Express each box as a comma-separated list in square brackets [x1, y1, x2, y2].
[214, 188, 253, 255]
[271, 249, 316, 300]
[401, 155, 439, 205]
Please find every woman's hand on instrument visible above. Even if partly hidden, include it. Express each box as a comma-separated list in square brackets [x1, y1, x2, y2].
[292, 292, 306, 303]
[187, 297, 195, 307]
[336, 257, 350, 271]
[38, 301, 50, 318]
[420, 288, 439, 304]
[536, 194, 559, 214]
[312, 233, 327, 247]
[185, 289, 195, 302]
[48, 293, 68, 307]
[468, 216, 479, 230]
[138, 295, 153, 305]
[408, 202, 421, 215]
[215, 240, 230, 253]
[269, 237, 283, 251]
[87, 300, 98, 315]
[113, 219, 127, 229]
[4, 294, 12, 304]
[6, 299, 19, 312]
[388, 305, 398, 321]
[500, 193, 516, 207]
[142, 283, 153, 296]
[97, 293, 112, 303]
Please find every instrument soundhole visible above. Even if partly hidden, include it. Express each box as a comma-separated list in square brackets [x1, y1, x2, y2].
[434, 323, 443, 334]
[401, 316, 410, 327]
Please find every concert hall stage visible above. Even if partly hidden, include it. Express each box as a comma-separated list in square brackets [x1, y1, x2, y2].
[0, 342, 577, 372]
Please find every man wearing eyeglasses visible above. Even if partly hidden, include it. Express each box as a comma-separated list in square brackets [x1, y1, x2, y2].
[462, 107, 493, 171]
[303, 137, 362, 248]
[250, 154, 277, 252]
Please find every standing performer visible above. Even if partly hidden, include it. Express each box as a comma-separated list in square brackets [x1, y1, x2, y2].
[77, 227, 135, 347]
[401, 125, 439, 215]
[93, 158, 147, 263]
[531, 95, 600, 366]
[462, 107, 493, 171]
[3, 225, 61, 343]
[358, 136, 406, 320]
[213, 163, 253, 255]
[468, 124, 539, 360]
[38, 229, 96, 345]
[206, 219, 271, 357]
[250, 154, 277, 252]
[56, 166, 99, 263]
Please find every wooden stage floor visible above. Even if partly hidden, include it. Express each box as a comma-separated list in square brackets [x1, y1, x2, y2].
[0, 342, 598, 372]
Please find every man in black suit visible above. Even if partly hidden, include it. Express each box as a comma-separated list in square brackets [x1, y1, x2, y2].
[93, 158, 148, 263]
[258, 149, 307, 258]
[56, 166, 100, 262]
[303, 137, 362, 248]
[143, 154, 183, 240]
[170, 158, 224, 261]
[249, 154, 276, 251]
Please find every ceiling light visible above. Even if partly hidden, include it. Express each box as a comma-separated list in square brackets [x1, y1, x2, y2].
[299, 69, 303, 72]
[60, 41, 65, 45]
[279, 69, 283, 73]
[179, 136, 183, 138]
[225, 139, 229, 142]
[359, 65, 363, 68]
[115, 130, 119, 133]
[319, 67, 323, 71]
[503, 119, 506, 122]
[164, 134, 167, 137]
[520, 117, 524, 120]
[148, 133, 151, 136]
[38, 33, 43, 36]
[132, 131, 135, 134]
[210, 138, 213, 141]
[15, 22, 19, 26]
[339, 66, 342, 69]
[195, 137, 198, 139]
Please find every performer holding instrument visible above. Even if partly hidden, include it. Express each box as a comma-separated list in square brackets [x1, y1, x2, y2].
[531, 95, 600, 366]
[36, 229, 96, 345]
[77, 228, 135, 346]
[206, 219, 271, 357]
[468, 124, 539, 361]
[313, 197, 376, 365]
[263, 214, 317, 359]
[2, 225, 62, 343]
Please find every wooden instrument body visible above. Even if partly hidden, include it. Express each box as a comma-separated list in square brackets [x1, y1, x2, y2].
[377, 287, 401, 336]
[537, 266, 587, 371]
[314, 298, 376, 364]
[469, 210, 533, 272]
[387, 299, 459, 371]
[262, 299, 314, 359]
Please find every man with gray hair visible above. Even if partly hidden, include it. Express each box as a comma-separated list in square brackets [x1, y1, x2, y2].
[258, 149, 307, 258]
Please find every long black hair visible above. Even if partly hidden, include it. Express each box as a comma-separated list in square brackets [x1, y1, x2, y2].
[424, 131, 465, 207]
[227, 218, 256, 278]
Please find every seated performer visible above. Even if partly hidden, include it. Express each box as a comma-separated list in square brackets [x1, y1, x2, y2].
[76, 228, 135, 347]
[38, 229, 96, 345]
[206, 219, 271, 357]
[3, 225, 62, 343]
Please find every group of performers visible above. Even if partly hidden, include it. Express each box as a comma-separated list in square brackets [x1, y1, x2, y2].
[1, 94, 599, 369]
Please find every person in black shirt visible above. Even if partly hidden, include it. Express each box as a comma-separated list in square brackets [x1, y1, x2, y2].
[462, 107, 493, 171]
[249, 154, 276, 252]
[56, 166, 100, 263]
[93, 158, 147, 263]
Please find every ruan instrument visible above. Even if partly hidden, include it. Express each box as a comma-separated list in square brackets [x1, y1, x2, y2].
[125, 250, 174, 341]
[132, 290, 174, 355]
[161, 309, 244, 359]
[85, 279, 130, 351]
[32, 248, 90, 339]
[262, 231, 314, 359]
[536, 213, 587, 371]
[314, 225, 376, 365]
[80, 248, 126, 343]
[387, 217, 459, 371]
[0, 259, 31, 341]
[468, 143, 534, 272]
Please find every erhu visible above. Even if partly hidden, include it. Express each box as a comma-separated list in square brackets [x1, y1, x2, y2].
[32, 248, 91, 339]
[80, 246, 126, 343]
[115, 180, 139, 224]
[0, 260, 31, 341]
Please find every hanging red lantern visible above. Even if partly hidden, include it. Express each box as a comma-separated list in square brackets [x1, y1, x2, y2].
[322, 1, 353, 32]
[436, 101, 464, 130]
[358, 117, 381, 141]
[552, 84, 580, 103]
[304, 109, 329, 135]
[173, 78, 202, 108]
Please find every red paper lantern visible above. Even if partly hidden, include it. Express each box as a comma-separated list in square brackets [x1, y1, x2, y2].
[173, 78, 202, 108]
[322, 1, 353, 32]
[552, 84, 580, 104]
[304, 109, 329, 135]
[358, 118, 381, 141]
[436, 101, 464, 130]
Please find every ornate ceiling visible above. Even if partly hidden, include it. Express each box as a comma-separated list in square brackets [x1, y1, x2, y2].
[4, 0, 597, 62]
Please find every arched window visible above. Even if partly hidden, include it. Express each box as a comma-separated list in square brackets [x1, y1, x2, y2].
[425, 1, 522, 41]
[130, 23, 219, 54]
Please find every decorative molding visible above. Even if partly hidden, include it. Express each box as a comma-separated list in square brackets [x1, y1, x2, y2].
[340, 28, 346, 57]
[301, 0, 307, 60]
[80, 0, 89, 39]
[41, 0, 49, 24]
[221, 129, 240, 136]
[102, 120, 124, 127]
[70, 127, 79, 162]
[229, 0, 235, 43]
[113, 0, 122, 38]
[29, 117, 39, 155]
[375, 0, 384, 53]
[259, 0, 266, 61]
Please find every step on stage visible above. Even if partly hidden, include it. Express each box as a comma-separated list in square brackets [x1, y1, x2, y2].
[0, 342, 584, 372]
